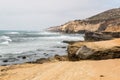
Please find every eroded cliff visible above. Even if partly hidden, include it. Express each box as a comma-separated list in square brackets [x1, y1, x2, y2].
[47, 8, 120, 33]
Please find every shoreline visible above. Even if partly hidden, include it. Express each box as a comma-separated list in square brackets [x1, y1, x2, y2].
[0, 59, 120, 80]
[0, 30, 84, 66]
[0, 38, 120, 80]
[0, 7, 120, 80]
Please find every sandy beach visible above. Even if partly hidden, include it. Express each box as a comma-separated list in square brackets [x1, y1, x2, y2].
[0, 59, 120, 80]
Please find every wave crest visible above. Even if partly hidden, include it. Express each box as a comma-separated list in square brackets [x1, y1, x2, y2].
[0, 36, 12, 45]
[5, 32, 20, 34]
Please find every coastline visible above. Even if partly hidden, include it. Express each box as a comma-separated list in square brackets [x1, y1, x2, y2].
[0, 38, 120, 80]
[0, 30, 84, 66]
[0, 33, 120, 80]
[0, 8, 120, 80]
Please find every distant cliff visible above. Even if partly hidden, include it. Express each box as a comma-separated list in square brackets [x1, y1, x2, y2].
[47, 8, 120, 33]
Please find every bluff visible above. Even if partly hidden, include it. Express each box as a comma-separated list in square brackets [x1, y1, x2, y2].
[47, 8, 120, 33]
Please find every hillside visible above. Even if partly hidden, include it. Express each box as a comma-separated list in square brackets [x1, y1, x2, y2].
[88, 8, 120, 21]
[47, 8, 120, 33]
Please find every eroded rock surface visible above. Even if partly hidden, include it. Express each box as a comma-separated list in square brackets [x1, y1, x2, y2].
[67, 39, 120, 61]
[84, 31, 120, 41]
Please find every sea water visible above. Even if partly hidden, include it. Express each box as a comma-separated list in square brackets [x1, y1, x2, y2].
[0, 30, 84, 65]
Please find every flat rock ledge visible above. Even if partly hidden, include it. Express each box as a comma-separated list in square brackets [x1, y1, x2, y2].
[67, 38, 120, 61]
[84, 31, 120, 41]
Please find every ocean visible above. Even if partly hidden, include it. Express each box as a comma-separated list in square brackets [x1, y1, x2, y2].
[0, 30, 84, 65]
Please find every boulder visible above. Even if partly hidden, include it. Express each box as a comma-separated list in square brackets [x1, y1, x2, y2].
[54, 55, 68, 61]
[67, 39, 120, 61]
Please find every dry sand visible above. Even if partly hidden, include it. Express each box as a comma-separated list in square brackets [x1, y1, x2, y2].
[70, 38, 120, 50]
[0, 59, 120, 80]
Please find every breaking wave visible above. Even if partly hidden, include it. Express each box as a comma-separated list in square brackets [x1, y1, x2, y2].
[4, 32, 20, 35]
[0, 36, 12, 45]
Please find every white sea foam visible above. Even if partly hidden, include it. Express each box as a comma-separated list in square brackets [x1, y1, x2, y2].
[5, 32, 20, 34]
[59, 35, 84, 41]
[0, 36, 12, 45]
[0, 41, 9, 45]
[0, 36, 12, 42]
[40, 35, 84, 41]
[38, 31, 59, 35]
[0, 36, 10, 39]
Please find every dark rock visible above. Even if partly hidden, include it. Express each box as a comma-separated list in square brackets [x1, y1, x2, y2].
[22, 56, 26, 59]
[78, 30, 86, 34]
[75, 46, 94, 60]
[63, 40, 83, 44]
[54, 46, 66, 48]
[3, 58, 19, 62]
[61, 46, 66, 48]
[88, 47, 120, 60]
[68, 46, 120, 61]
[3, 59, 8, 62]
[54, 54, 68, 61]
[67, 39, 120, 61]
[84, 31, 116, 41]
[28, 55, 68, 64]
[100, 75, 104, 77]
[43, 53, 49, 56]
[1, 64, 7, 66]
[103, 32, 120, 38]
[17, 56, 27, 59]
[33, 58, 50, 64]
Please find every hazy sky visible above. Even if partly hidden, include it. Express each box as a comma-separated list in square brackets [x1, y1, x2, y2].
[0, 0, 119, 30]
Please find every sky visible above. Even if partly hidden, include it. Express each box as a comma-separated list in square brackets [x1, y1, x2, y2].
[0, 0, 119, 31]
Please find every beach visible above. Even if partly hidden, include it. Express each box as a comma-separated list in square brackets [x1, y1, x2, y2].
[0, 59, 120, 80]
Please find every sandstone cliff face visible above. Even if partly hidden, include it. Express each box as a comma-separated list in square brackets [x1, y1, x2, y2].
[47, 8, 120, 33]
[105, 26, 120, 32]
[48, 20, 102, 33]
[59, 20, 101, 33]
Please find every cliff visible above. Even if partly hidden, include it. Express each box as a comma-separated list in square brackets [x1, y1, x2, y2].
[47, 8, 120, 33]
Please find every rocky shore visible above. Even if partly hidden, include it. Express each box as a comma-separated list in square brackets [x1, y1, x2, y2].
[47, 8, 120, 61]
[0, 8, 120, 80]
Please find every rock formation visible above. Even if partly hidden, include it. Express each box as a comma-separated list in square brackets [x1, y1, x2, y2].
[47, 8, 120, 33]
[28, 55, 68, 64]
[47, 8, 120, 61]
[67, 39, 120, 61]
[84, 31, 120, 41]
